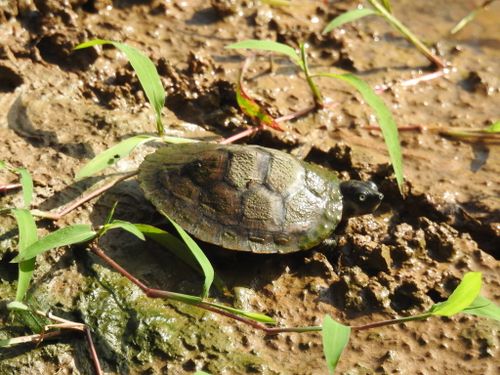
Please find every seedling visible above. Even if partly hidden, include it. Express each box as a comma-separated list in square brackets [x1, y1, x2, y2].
[439, 121, 500, 142]
[226, 40, 404, 192]
[2, 42, 498, 375]
[323, 0, 446, 69]
[449, 0, 497, 35]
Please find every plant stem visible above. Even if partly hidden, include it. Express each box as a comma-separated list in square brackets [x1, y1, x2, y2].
[220, 126, 262, 144]
[156, 117, 164, 137]
[351, 313, 431, 330]
[88, 242, 438, 338]
[300, 43, 324, 107]
[85, 327, 103, 375]
[367, 0, 445, 69]
[31, 171, 138, 220]
[0, 183, 22, 192]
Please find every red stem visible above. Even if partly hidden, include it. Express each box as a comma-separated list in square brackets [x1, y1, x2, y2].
[32, 171, 137, 220]
[85, 328, 103, 375]
[88, 243, 419, 335]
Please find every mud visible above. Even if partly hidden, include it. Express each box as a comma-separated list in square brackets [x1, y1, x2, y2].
[0, 1, 499, 374]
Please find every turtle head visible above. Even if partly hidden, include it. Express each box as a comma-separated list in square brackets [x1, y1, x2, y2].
[340, 180, 383, 218]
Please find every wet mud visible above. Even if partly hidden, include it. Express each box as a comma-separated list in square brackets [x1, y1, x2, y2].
[0, 1, 499, 374]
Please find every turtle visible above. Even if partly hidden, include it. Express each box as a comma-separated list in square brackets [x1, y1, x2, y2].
[138, 142, 383, 254]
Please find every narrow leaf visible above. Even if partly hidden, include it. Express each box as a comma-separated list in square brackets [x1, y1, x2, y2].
[322, 315, 351, 373]
[160, 211, 214, 299]
[226, 39, 303, 69]
[316, 72, 404, 191]
[0, 160, 5, 169]
[12, 209, 38, 301]
[429, 272, 482, 316]
[161, 290, 203, 305]
[323, 8, 379, 34]
[236, 80, 282, 130]
[75, 40, 165, 135]
[485, 121, 500, 133]
[463, 295, 500, 321]
[7, 301, 30, 311]
[449, 1, 495, 36]
[104, 201, 119, 225]
[15, 168, 33, 209]
[134, 223, 199, 269]
[204, 300, 276, 324]
[380, 0, 392, 12]
[10, 299, 50, 334]
[75, 135, 157, 180]
[11, 224, 97, 263]
[101, 220, 145, 240]
[135, 223, 226, 292]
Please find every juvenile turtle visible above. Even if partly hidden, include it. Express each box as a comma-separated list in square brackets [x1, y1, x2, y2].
[139, 142, 383, 254]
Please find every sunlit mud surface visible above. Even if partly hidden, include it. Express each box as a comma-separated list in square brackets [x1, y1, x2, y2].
[0, 1, 498, 374]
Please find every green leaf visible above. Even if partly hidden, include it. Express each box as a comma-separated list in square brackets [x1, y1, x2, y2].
[0, 160, 5, 169]
[449, 0, 494, 35]
[194, 372, 212, 375]
[75, 40, 166, 135]
[135, 224, 226, 292]
[485, 121, 500, 133]
[101, 220, 145, 240]
[236, 80, 281, 130]
[135, 223, 199, 268]
[323, 8, 379, 34]
[322, 315, 351, 373]
[75, 135, 157, 180]
[162, 291, 203, 305]
[380, 0, 392, 12]
[11, 224, 97, 263]
[462, 295, 500, 321]
[12, 209, 38, 301]
[315, 72, 404, 191]
[429, 272, 482, 316]
[104, 201, 119, 225]
[15, 168, 33, 209]
[204, 300, 276, 324]
[7, 301, 30, 311]
[160, 211, 214, 299]
[226, 39, 303, 69]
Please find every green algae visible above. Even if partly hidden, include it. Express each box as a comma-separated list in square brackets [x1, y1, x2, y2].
[78, 263, 264, 373]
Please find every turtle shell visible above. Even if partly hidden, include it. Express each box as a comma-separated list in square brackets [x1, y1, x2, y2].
[138, 143, 342, 253]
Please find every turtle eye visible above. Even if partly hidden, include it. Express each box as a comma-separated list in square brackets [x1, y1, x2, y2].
[358, 193, 366, 202]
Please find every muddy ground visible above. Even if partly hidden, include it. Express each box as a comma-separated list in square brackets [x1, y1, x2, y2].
[0, 0, 499, 374]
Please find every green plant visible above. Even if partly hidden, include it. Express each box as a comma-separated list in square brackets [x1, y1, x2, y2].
[226, 39, 404, 192]
[2, 41, 498, 375]
[450, 0, 497, 35]
[438, 121, 500, 141]
[323, 0, 445, 69]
